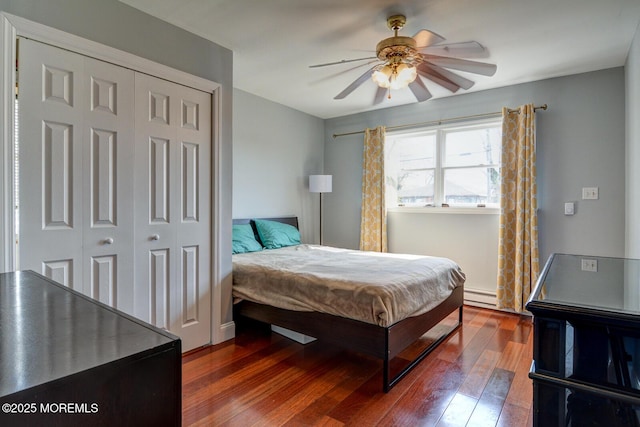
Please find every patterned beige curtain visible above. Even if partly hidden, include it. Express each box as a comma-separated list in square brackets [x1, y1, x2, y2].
[496, 104, 539, 312]
[360, 126, 387, 252]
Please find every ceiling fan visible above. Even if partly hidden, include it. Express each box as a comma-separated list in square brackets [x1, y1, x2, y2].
[310, 14, 497, 104]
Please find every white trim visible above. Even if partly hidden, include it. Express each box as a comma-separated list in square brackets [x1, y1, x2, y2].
[464, 299, 498, 310]
[2, 13, 218, 93]
[388, 116, 504, 137]
[209, 84, 234, 344]
[464, 287, 497, 307]
[0, 12, 228, 345]
[387, 206, 500, 215]
[0, 15, 16, 272]
[386, 117, 502, 210]
[218, 321, 236, 343]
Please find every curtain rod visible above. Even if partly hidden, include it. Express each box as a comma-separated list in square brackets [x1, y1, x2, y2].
[332, 103, 548, 139]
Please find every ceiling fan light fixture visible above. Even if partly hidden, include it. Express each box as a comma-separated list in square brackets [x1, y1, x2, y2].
[371, 16, 420, 94]
[372, 65, 392, 88]
[315, 13, 497, 104]
[372, 62, 417, 90]
[391, 63, 417, 89]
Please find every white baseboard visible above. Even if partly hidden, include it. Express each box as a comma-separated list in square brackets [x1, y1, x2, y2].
[214, 321, 236, 344]
[463, 287, 533, 316]
[464, 287, 497, 308]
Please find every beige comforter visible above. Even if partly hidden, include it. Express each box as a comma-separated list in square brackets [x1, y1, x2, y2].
[232, 244, 466, 327]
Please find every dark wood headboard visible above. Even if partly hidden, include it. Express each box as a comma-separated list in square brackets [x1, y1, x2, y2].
[232, 217, 299, 228]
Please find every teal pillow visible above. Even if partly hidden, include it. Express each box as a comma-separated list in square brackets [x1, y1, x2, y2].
[232, 224, 263, 254]
[254, 219, 301, 249]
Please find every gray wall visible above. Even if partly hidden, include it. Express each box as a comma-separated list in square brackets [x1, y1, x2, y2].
[0, 0, 236, 326]
[233, 89, 325, 243]
[324, 68, 627, 264]
[627, 24, 640, 258]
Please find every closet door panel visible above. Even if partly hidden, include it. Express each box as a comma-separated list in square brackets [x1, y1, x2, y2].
[18, 38, 212, 351]
[135, 73, 211, 351]
[134, 75, 178, 325]
[18, 39, 85, 290]
[19, 39, 135, 304]
[175, 87, 211, 351]
[82, 57, 135, 314]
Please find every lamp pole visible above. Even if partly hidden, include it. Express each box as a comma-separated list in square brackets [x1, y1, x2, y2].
[309, 175, 332, 245]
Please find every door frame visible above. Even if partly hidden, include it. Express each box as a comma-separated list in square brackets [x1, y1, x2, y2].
[0, 12, 231, 345]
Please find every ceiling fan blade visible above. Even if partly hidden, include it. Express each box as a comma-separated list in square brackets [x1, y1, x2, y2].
[334, 65, 378, 100]
[417, 64, 460, 93]
[412, 29, 446, 48]
[309, 56, 377, 68]
[373, 86, 388, 105]
[419, 63, 475, 90]
[311, 60, 381, 85]
[422, 54, 497, 76]
[408, 77, 432, 102]
[420, 41, 489, 58]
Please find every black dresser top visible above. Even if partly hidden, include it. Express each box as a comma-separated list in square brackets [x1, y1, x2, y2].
[0, 271, 178, 397]
[527, 253, 640, 323]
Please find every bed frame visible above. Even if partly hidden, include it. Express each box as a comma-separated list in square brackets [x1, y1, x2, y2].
[232, 217, 464, 392]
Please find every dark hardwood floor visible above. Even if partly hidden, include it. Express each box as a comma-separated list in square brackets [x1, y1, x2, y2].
[182, 305, 534, 426]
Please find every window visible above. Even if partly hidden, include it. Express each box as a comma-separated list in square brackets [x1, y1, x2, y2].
[386, 119, 502, 208]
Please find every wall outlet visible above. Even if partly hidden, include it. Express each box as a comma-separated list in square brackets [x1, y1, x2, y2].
[581, 258, 598, 272]
[564, 202, 574, 215]
[582, 187, 599, 200]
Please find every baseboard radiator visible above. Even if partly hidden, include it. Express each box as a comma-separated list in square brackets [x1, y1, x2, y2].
[464, 287, 497, 309]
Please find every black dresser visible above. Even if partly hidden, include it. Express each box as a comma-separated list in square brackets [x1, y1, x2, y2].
[0, 271, 181, 427]
[527, 253, 640, 426]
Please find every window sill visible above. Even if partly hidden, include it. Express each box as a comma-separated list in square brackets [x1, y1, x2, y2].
[387, 206, 500, 215]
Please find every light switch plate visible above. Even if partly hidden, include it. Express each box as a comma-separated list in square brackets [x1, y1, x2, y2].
[582, 187, 599, 200]
[581, 258, 598, 272]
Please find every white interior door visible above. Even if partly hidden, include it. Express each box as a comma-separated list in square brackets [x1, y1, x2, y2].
[18, 38, 212, 350]
[81, 58, 135, 313]
[134, 73, 211, 351]
[18, 38, 86, 290]
[19, 39, 135, 310]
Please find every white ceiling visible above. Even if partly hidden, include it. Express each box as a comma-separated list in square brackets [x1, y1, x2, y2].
[120, 0, 640, 119]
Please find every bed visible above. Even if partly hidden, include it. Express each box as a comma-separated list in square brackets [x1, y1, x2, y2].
[231, 217, 465, 392]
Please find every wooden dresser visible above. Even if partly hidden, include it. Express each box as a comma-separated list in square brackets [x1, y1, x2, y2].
[527, 254, 640, 427]
[0, 271, 181, 426]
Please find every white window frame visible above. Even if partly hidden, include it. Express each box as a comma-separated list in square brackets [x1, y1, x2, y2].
[386, 117, 502, 214]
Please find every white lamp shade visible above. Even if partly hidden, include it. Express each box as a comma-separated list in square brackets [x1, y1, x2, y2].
[309, 175, 332, 193]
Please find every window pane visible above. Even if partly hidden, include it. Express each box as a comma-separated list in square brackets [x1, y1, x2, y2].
[396, 169, 435, 206]
[444, 167, 500, 205]
[387, 134, 436, 170]
[386, 121, 502, 208]
[444, 127, 501, 167]
[386, 133, 436, 207]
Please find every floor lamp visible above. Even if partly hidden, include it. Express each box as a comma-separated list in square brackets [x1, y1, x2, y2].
[309, 175, 332, 245]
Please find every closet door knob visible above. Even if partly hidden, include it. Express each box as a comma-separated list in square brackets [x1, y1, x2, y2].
[151, 234, 160, 241]
[103, 237, 114, 245]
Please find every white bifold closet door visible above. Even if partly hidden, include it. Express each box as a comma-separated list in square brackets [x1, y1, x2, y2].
[133, 73, 211, 351]
[18, 38, 135, 308]
[17, 38, 211, 351]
